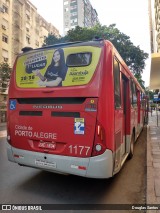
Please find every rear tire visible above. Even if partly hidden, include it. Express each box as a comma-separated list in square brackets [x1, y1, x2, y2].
[128, 133, 134, 159]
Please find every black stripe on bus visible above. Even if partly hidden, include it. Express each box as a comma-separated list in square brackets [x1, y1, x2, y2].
[17, 98, 86, 105]
[19, 111, 42, 116]
[51, 112, 80, 118]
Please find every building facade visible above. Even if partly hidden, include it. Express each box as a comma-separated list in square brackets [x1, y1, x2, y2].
[154, 0, 160, 52]
[0, 0, 60, 66]
[63, 0, 99, 35]
[149, 0, 160, 90]
[0, 0, 60, 123]
[149, 0, 160, 53]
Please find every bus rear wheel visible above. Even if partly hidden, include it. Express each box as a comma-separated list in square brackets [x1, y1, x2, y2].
[128, 133, 134, 159]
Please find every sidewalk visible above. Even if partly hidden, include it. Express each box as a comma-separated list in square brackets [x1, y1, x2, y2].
[0, 122, 7, 137]
[147, 110, 160, 209]
[0, 122, 6, 128]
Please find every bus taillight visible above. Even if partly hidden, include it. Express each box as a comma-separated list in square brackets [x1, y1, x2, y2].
[91, 124, 106, 156]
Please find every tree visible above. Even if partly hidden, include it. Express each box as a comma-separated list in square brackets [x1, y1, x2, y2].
[43, 24, 148, 85]
[66, 24, 148, 76]
[43, 33, 68, 46]
[0, 62, 12, 93]
[145, 87, 154, 100]
[134, 73, 145, 90]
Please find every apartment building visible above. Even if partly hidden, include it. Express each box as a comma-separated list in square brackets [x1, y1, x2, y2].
[0, 0, 60, 123]
[149, 0, 160, 90]
[0, 0, 60, 66]
[154, 0, 160, 52]
[63, 0, 99, 35]
[149, 0, 160, 53]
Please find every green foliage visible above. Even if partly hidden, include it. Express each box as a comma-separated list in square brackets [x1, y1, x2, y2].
[43, 24, 148, 86]
[134, 73, 145, 90]
[0, 62, 12, 93]
[66, 24, 148, 76]
[43, 34, 68, 46]
[145, 87, 154, 100]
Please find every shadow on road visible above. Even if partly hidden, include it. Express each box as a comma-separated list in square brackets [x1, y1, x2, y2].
[18, 169, 115, 204]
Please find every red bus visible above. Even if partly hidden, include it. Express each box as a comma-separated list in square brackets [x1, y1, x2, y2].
[7, 39, 147, 178]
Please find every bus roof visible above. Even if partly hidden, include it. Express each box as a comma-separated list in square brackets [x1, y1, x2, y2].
[21, 39, 105, 55]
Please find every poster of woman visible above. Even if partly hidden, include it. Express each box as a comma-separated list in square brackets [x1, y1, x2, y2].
[33, 48, 67, 87]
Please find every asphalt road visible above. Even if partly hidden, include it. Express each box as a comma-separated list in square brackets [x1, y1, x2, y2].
[0, 127, 147, 213]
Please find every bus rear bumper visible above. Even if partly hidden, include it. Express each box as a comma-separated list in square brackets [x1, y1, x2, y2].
[6, 142, 113, 179]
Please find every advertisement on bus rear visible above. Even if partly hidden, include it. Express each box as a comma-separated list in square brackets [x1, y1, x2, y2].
[16, 46, 101, 88]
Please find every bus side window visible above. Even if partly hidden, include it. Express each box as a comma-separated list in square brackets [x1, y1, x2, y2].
[131, 80, 137, 107]
[114, 58, 121, 108]
[141, 92, 145, 110]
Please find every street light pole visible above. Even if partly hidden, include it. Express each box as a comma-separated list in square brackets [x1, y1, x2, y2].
[156, 101, 159, 127]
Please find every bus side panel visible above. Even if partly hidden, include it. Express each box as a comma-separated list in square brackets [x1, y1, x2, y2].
[97, 44, 115, 152]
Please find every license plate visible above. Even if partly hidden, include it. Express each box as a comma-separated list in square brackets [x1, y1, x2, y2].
[38, 141, 56, 150]
[35, 159, 56, 168]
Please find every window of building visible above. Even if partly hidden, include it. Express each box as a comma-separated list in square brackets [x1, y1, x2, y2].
[26, 35, 30, 44]
[64, 8, 68, 12]
[26, 14, 30, 20]
[35, 29, 39, 35]
[65, 21, 69, 27]
[2, 49, 9, 62]
[70, 1, 77, 7]
[26, 9, 30, 15]
[70, 5, 77, 10]
[35, 40, 39, 47]
[114, 58, 121, 108]
[71, 22, 78, 26]
[2, 34, 8, 43]
[70, 9, 77, 13]
[71, 15, 78, 20]
[71, 12, 77, 16]
[26, 27, 29, 32]
[65, 27, 69, 31]
[2, 19, 8, 30]
[70, 18, 77, 23]
[64, 1, 68, 5]
[3, 96, 7, 101]
[3, 58, 8, 62]
[3, 5, 8, 13]
[2, 25, 6, 30]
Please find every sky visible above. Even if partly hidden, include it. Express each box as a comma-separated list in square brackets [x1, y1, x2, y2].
[30, 0, 151, 86]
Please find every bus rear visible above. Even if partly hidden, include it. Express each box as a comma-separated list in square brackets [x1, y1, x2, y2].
[7, 40, 113, 178]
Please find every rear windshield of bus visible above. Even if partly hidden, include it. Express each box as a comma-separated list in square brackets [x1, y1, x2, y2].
[15, 46, 102, 88]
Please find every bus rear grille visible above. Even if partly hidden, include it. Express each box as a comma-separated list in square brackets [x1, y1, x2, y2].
[17, 97, 86, 105]
[51, 112, 80, 117]
[19, 111, 42, 116]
